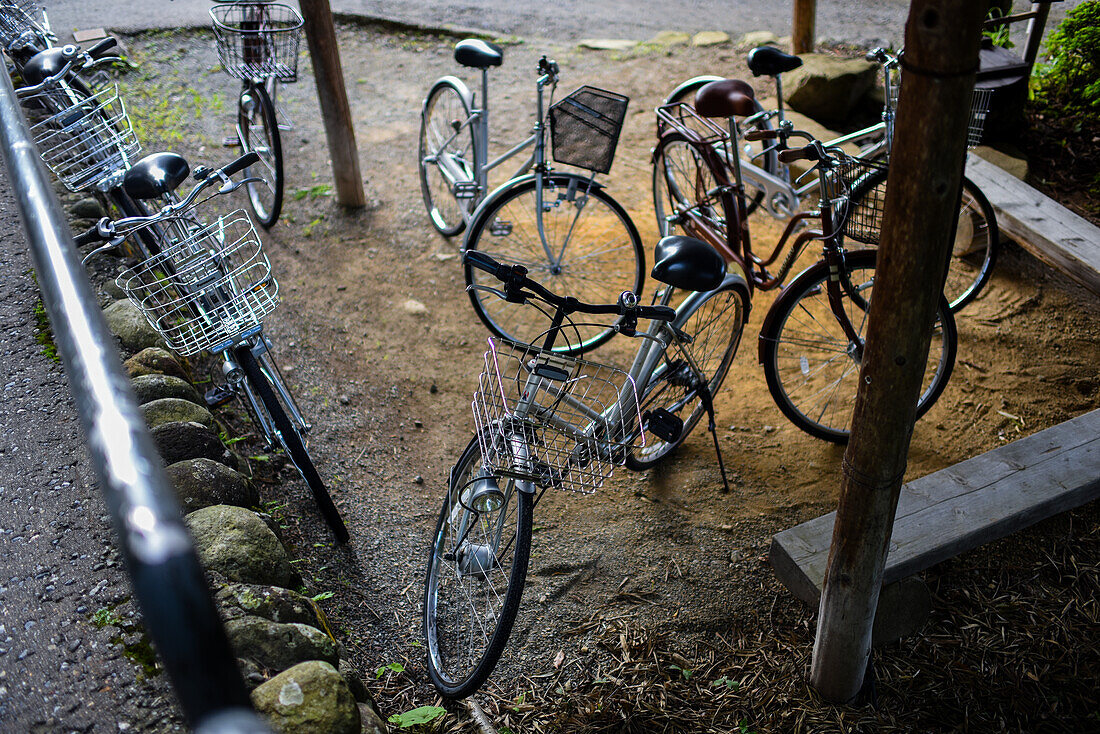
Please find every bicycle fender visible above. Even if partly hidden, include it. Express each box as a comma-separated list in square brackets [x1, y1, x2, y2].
[663, 75, 724, 107]
[756, 249, 876, 363]
[426, 75, 473, 109]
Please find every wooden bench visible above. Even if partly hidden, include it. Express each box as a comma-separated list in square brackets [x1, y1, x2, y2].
[769, 409, 1100, 638]
[965, 154, 1100, 296]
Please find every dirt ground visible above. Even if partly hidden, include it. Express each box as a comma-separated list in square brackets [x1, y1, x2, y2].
[117, 24, 1100, 732]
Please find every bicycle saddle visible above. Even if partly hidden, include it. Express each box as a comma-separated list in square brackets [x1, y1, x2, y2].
[652, 236, 726, 293]
[454, 39, 503, 69]
[122, 152, 190, 200]
[747, 46, 803, 77]
[694, 79, 757, 119]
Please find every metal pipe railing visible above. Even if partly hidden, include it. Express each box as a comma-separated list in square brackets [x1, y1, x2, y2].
[0, 65, 272, 734]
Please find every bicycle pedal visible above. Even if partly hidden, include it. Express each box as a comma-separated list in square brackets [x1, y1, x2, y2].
[222, 135, 241, 148]
[453, 181, 479, 200]
[643, 409, 683, 443]
[204, 384, 236, 408]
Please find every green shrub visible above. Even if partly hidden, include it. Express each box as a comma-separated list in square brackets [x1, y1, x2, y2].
[1033, 1, 1100, 110]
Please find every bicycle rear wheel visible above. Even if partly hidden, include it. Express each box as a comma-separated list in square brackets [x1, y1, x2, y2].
[652, 132, 727, 241]
[235, 343, 349, 542]
[845, 168, 998, 313]
[759, 249, 956, 443]
[237, 80, 284, 228]
[626, 283, 748, 470]
[464, 174, 645, 353]
[419, 77, 478, 237]
[424, 436, 532, 698]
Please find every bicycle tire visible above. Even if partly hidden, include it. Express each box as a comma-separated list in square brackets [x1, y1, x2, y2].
[845, 168, 998, 313]
[463, 174, 645, 354]
[652, 131, 729, 243]
[424, 435, 533, 698]
[237, 81, 284, 228]
[759, 249, 957, 444]
[661, 77, 776, 215]
[419, 77, 478, 237]
[234, 344, 349, 542]
[626, 282, 748, 470]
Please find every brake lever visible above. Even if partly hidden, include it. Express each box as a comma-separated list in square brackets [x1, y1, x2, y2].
[466, 283, 521, 304]
[79, 236, 126, 266]
[218, 176, 263, 195]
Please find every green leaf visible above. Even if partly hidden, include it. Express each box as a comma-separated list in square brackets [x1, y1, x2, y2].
[310, 591, 334, 601]
[387, 705, 446, 728]
[374, 661, 405, 679]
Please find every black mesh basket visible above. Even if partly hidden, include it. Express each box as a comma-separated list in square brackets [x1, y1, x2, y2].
[549, 86, 629, 174]
[831, 157, 889, 245]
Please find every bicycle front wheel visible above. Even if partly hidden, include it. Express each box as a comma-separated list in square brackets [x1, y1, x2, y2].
[845, 169, 998, 312]
[424, 436, 533, 698]
[464, 174, 645, 353]
[759, 249, 957, 444]
[419, 78, 478, 237]
[235, 344, 349, 542]
[626, 283, 748, 470]
[237, 81, 284, 228]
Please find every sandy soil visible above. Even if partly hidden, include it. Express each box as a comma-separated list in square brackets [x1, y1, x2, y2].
[117, 24, 1100, 729]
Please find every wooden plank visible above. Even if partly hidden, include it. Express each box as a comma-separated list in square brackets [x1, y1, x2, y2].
[965, 155, 1100, 295]
[771, 409, 1100, 605]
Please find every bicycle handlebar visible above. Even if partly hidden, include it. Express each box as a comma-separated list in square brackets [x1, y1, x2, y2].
[72, 151, 260, 245]
[86, 37, 119, 60]
[464, 250, 676, 323]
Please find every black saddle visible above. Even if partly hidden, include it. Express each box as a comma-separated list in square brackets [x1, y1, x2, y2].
[694, 79, 757, 119]
[454, 39, 503, 69]
[747, 46, 803, 77]
[651, 236, 726, 293]
[22, 46, 73, 86]
[123, 152, 190, 200]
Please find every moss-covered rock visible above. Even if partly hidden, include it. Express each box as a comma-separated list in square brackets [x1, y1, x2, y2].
[185, 505, 300, 588]
[251, 661, 360, 734]
[141, 397, 214, 429]
[130, 373, 204, 406]
[225, 615, 338, 673]
[123, 347, 189, 381]
[103, 299, 166, 354]
[151, 421, 237, 468]
[216, 583, 324, 628]
[166, 458, 256, 513]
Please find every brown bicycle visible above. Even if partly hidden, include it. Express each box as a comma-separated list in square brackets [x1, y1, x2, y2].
[651, 79, 956, 443]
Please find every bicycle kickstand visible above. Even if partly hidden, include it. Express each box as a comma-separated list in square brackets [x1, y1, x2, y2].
[697, 385, 732, 494]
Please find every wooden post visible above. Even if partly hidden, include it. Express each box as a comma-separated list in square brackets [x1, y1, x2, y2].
[808, 0, 986, 703]
[792, 0, 816, 53]
[298, 0, 366, 208]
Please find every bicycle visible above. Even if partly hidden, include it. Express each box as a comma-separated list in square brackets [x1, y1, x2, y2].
[210, 0, 304, 228]
[659, 46, 999, 313]
[0, 0, 54, 57]
[424, 240, 751, 698]
[652, 82, 956, 443]
[74, 152, 350, 543]
[418, 40, 645, 353]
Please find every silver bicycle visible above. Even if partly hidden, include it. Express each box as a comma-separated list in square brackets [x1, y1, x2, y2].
[418, 40, 646, 353]
[424, 241, 750, 698]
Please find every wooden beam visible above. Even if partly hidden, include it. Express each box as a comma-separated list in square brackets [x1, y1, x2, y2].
[808, 0, 986, 703]
[792, 0, 816, 54]
[299, 0, 366, 208]
[965, 155, 1100, 296]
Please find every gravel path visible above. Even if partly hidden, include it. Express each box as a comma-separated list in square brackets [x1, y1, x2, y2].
[0, 168, 182, 732]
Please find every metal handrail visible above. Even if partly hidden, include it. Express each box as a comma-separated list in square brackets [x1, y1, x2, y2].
[0, 66, 273, 734]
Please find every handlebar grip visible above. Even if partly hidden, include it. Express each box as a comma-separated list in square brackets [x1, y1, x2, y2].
[86, 37, 119, 60]
[73, 218, 109, 246]
[638, 305, 677, 322]
[743, 129, 778, 142]
[463, 249, 504, 277]
[221, 151, 260, 177]
[778, 146, 819, 163]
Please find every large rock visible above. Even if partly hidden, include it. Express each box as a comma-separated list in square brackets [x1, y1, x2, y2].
[151, 421, 237, 468]
[103, 299, 165, 354]
[251, 661, 360, 734]
[141, 397, 214, 430]
[216, 583, 324, 628]
[185, 505, 301, 588]
[226, 617, 339, 674]
[166, 458, 256, 513]
[70, 197, 107, 220]
[359, 702, 388, 734]
[784, 53, 878, 125]
[124, 347, 189, 381]
[130, 373, 203, 406]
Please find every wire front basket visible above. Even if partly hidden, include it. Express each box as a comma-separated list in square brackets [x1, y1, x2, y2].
[210, 2, 303, 82]
[549, 85, 629, 174]
[888, 80, 994, 148]
[25, 81, 141, 192]
[0, 0, 52, 48]
[829, 156, 888, 245]
[472, 339, 642, 495]
[116, 211, 279, 357]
